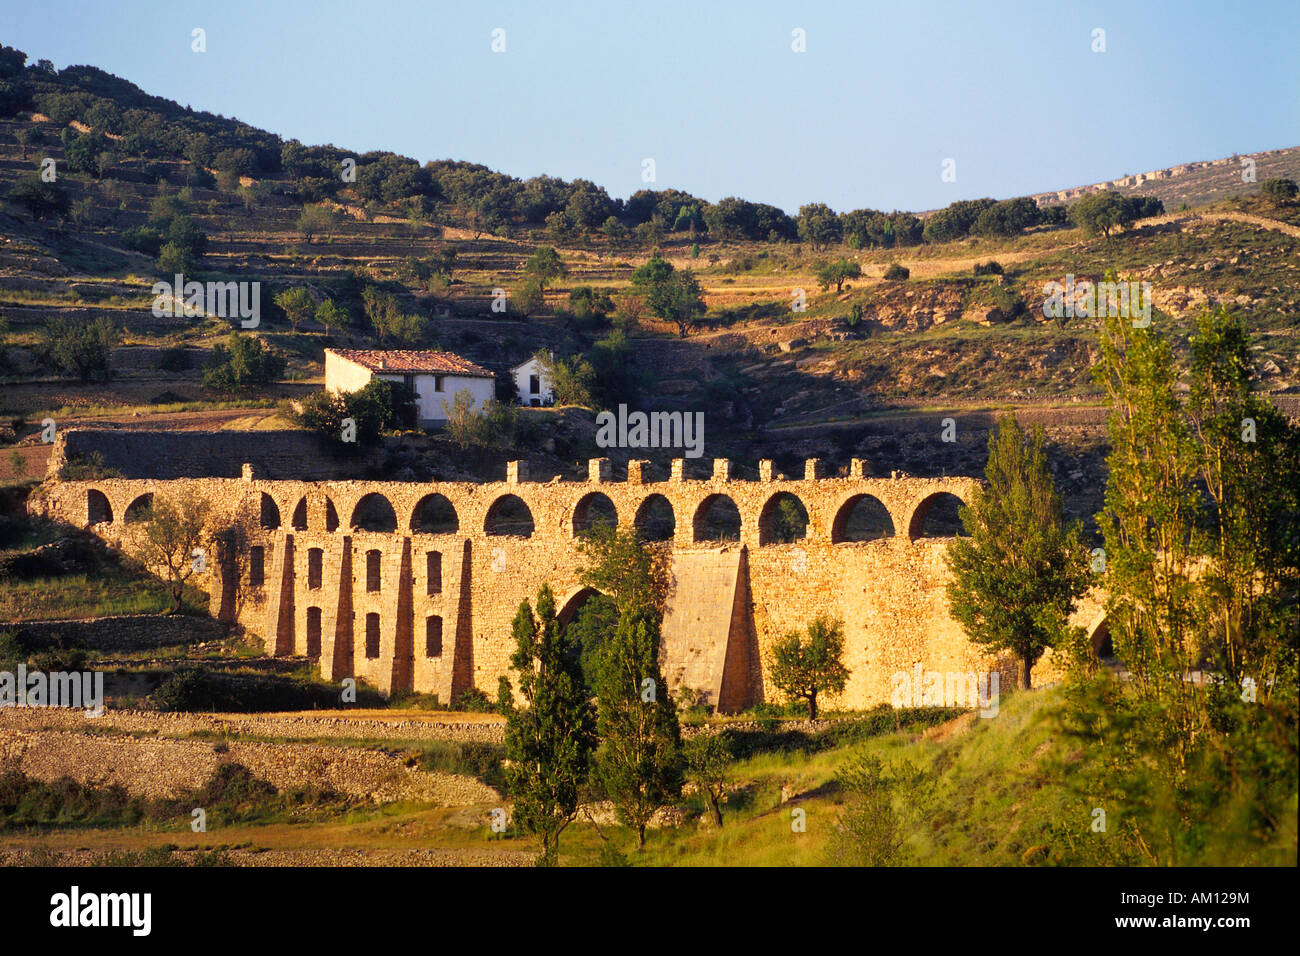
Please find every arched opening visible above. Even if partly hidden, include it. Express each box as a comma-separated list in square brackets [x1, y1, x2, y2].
[908, 492, 967, 540]
[634, 494, 675, 542]
[86, 489, 113, 525]
[1090, 619, 1114, 659]
[425, 616, 443, 657]
[693, 494, 741, 543]
[411, 493, 459, 534]
[573, 492, 617, 537]
[557, 587, 601, 630]
[306, 607, 322, 659]
[758, 492, 809, 545]
[351, 493, 398, 533]
[485, 494, 535, 537]
[832, 494, 895, 543]
[324, 498, 339, 532]
[124, 493, 153, 524]
[260, 493, 281, 530]
[291, 497, 308, 531]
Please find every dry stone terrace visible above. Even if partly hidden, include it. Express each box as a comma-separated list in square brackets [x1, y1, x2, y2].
[32, 458, 1101, 711]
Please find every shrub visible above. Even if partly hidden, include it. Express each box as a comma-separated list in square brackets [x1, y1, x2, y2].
[972, 260, 1003, 276]
[451, 686, 495, 713]
[883, 263, 909, 280]
[202, 334, 286, 390]
[41, 316, 120, 381]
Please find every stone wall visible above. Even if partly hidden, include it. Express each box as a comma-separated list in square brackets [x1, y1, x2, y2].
[48, 428, 360, 480]
[31, 457, 1105, 711]
[0, 614, 222, 650]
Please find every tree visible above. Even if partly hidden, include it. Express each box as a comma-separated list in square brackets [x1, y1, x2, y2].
[1092, 276, 1204, 753]
[524, 245, 567, 292]
[362, 286, 424, 342]
[296, 378, 416, 445]
[1260, 178, 1298, 204]
[512, 277, 545, 319]
[972, 197, 1042, 237]
[443, 391, 518, 449]
[1070, 190, 1135, 237]
[684, 731, 731, 828]
[660, 270, 705, 337]
[631, 254, 704, 336]
[814, 258, 862, 293]
[499, 585, 596, 866]
[202, 334, 285, 390]
[41, 315, 119, 381]
[578, 525, 681, 848]
[297, 203, 337, 242]
[768, 615, 850, 719]
[273, 287, 315, 332]
[944, 415, 1090, 689]
[1186, 306, 1300, 689]
[8, 175, 69, 219]
[797, 203, 842, 250]
[137, 490, 212, 613]
[314, 298, 347, 334]
[535, 350, 595, 408]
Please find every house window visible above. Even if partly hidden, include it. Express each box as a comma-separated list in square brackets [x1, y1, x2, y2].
[433, 375, 445, 392]
[365, 613, 381, 658]
[427, 551, 442, 595]
[366, 550, 381, 592]
[529, 374, 540, 395]
[307, 548, 323, 590]
[249, 546, 265, 587]
[425, 616, 443, 657]
[306, 607, 322, 658]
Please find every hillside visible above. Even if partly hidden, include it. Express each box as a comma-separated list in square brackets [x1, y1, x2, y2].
[1, 43, 1298, 527]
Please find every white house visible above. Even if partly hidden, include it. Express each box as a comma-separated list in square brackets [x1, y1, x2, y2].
[511, 354, 555, 406]
[324, 349, 496, 426]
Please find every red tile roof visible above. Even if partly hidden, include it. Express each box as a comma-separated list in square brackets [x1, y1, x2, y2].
[328, 349, 493, 378]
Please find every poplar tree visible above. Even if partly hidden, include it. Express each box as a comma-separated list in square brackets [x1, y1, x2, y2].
[945, 414, 1090, 689]
[578, 526, 682, 849]
[499, 584, 595, 866]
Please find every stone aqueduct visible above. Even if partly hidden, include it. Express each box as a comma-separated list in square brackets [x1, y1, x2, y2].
[33, 457, 1099, 710]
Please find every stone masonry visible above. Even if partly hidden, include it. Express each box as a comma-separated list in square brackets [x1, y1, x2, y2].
[30, 457, 1105, 711]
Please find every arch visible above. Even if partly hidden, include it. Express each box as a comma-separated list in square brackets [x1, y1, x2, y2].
[324, 497, 339, 532]
[484, 494, 535, 537]
[693, 494, 741, 543]
[260, 492, 281, 530]
[573, 492, 617, 537]
[351, 493, 398, 533]
[305, 607, 322, 659]
[1089, 617, 1113, 658]
[634, 494, 675, 542]
[557, 586, 601, 629]
[291, 496, 308, 531]
[124, 493, 153, 523]
[907, 491, 967, 540]
[758, 492, 809, 545]
[832, 494, 895, 543]
[86, 489, 113, 525]
[410, 493, 459, 534]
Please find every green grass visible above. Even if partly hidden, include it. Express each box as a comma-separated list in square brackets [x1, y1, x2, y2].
[0, 570, 205, 621]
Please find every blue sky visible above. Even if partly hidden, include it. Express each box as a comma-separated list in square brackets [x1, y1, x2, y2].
[3, 0, 1297, 212]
